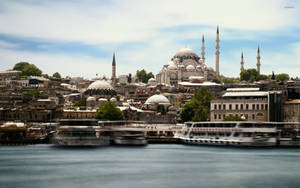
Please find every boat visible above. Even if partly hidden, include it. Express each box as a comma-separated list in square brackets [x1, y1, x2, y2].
[175, 121, 278, 147]
[53, 119, 110, 146]
[277, 122, 300, 146]
[112, 127, 148, 146]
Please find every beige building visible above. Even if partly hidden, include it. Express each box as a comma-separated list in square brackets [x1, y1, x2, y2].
[284, 99, 300, 122]
[211, 88, 269, 121]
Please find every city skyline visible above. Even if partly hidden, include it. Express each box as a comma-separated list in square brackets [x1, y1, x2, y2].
[0, 0, 299, 79]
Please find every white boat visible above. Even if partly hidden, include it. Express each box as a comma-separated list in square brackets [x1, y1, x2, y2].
[175, 122, 277, 147]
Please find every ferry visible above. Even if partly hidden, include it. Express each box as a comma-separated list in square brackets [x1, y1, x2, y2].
[53, 119, 110, 146]
[112, 127, 147, 146]
[175, 122, 278, 147]
[54, 126, 110, 146]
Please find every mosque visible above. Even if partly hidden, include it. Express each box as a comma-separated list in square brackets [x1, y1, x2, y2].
[156, 27, 221, 86]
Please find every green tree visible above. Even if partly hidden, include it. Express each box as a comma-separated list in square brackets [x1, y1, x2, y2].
[13, 62, 30, 71]
[96, 101, 124, 120]
[136, 69, 154, 83]
[268, 84, 280, 90]
[73, 100, 86, 107]
[128, 73, 132, 83]
[13, 62, 42, 77]
[275, 73, 289, 82]
[240, 69, 259, 82]
[212, 76, 221, 84]
[223, 115, 246, 121]
[52, 72, 61, 79]
[257, 74, 269, 81]
[180, 88, 214, 122]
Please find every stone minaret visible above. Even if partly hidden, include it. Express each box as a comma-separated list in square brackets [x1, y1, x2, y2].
[240, 52, 244, 72]
[201, 35, 205, 64]
[216, 26, 220, 77]
[256, 46, 261, 74]
[112, 53, 116, 86]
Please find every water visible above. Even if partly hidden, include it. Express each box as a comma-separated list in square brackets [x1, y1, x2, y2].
[1, 145, 300, 188]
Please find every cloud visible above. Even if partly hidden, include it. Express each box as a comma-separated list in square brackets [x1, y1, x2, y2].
[0, 0, 298, 44]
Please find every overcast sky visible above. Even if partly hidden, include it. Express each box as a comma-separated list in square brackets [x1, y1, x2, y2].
[0, 0, 299, 79]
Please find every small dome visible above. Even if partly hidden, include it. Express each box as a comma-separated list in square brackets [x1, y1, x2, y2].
[98, 98, 108, 102]
[148, 78, 156, 82]
[87, 80, 113, 90]
[196, 65, 202, 69]
[110, 97, 117, 102]
[186, 64, 195, 70]
[168, 61, 177, 70]
[174, 47, 199, 58]
[179, 64, 185, 68]
[86, 96, 96, 102]
[145, 94, 170, 105]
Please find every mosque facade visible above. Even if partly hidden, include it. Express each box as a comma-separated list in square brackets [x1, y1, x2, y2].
[156, 27, 220, 86]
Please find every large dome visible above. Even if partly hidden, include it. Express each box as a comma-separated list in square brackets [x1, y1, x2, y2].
[174, 47, 199, 58]
[87, 80, 114, 90]
[85, 80, 116, 96]
[145, 94, 170, 105]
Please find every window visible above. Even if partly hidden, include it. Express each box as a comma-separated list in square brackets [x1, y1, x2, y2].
[252, 114, 255, 120]
[214, 104, 217, 110]
[214, 114, 217, 119]
[223, 104, 226, 110]
[219, 104, 221, 110]
[265, 104, 268, 110]
[235, 104, 238, 110]
[218, 114, 221, 119]
[252, 104, 255, 110]
[256, 104, 259, 110]
[261, 104, 264, 110]
[240, 104, 243, 110]
[246, 104, 249, 110]
[229, 104, 232, 110]
[257, 113, 264, 117]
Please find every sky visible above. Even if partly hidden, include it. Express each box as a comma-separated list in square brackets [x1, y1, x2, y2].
[0, 0, 299, 79]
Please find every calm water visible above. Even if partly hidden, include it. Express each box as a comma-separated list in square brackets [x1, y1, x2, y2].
[1, 144, 300, 188]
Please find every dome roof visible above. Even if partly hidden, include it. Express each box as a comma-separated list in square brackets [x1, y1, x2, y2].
[87, 80, 113, 90]
[186, 64, 195, 70]
[145, 94, 171, 105]
[174, 47, 199, 58]
[98, 98, 108, 102]
[148, 78, 156, 82]
[110, 97, 117, 102]
[168, 61, 177, 70]
[86, 96, 96, 102]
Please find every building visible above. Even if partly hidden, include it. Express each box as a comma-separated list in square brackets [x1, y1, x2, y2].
[210, 88, 282, 122]
[156, 28, 220, 86]
[283, 99, 300, 122]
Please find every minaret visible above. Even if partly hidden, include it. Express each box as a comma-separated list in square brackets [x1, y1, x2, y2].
[216, 26, 220, 77]
[240, 51, 244, 72]
[256, 46, 261, 74]
[201, 35, 205, 64]
[112, 53, 116, 86]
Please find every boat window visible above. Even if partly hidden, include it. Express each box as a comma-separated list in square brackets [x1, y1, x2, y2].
[233, 133, 240, 137]
[243, 133, 252, 137]
[226, 132, 231, 137]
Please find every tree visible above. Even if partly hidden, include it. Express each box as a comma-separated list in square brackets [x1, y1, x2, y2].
[52, 72, 61, 79]
[96, 101, 124, 121]
[13, 62, 42, 77]
[136, 69, 154, 83]
[73, 100, 86, 107]
[13, 62, 29, 71]
[275, 73, 289, 82]
[268, 84, 280, 90]
[257, 74, 269, 81]
[223, 115, 246, 121]
[240, 69, 259, 82]
[128, 73, 132, 83]
[212, 76, 221, 84]
[179, 88, 214, 122]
